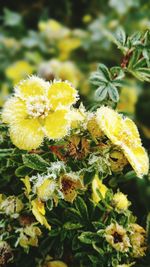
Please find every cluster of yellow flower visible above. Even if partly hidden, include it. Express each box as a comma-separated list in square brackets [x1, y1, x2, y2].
[2, 76, 149, 178]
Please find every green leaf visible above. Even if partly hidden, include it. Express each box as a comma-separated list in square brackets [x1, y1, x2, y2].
[98, 64, 110, 81]
[90, 73, 107, 85]
[67, 208, 82, 221]
[63, 222, 83, 230]
[92, 243, 104, 254]
[72, 234, 82, 251]
[111, 66, 125, 80]
[95, 85, 108, 101]
[108, 83, 119, 102]
[78, 232, 100, 244]
[22, 154, 50, 171]
[15, 166, 32, 177]
[75, 196, 89, 221]
[115, 27, 126, 46]
[83, 170, 95, 186]
[0, 148, 14, 158]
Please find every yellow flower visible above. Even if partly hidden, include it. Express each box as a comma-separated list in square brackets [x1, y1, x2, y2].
[130, 223, 147, 258]
[38, 19, 69, 40]
[87, 114, 104, 139]
[5, 60, 34, 85]
[92, 174, 108, 203]
[69, 105, 86, 129]
[58, 37, 81, 60]
[38, 59, 83, 87]
[0, 196, 24, 218]
[109, 149, 128, 172]
[46, 261, 68, 267]
[58, 61, 82, 87]
[60, 174, 83, 202]
[31, 198, 51, 230]
[117, 264, 135, 267]
[2, 77, 78, 150]
[36, 179, 57, 201]
[18, 224, 41, 248]
[96, 106, 149, 178]
[105, 223, 131, 252]
[112, 192, 130, 211]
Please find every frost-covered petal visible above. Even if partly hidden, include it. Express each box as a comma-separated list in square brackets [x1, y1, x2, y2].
[44, 109, 70, 139]
[122, 144, 149, 178]
[47, 81, 78, 110]
[96, 106, 122, 144]
[2, 97, 27, 124]
[15, 76, 49, 99]
[9, 119, 44, 150]
[96, 106, 149, 177]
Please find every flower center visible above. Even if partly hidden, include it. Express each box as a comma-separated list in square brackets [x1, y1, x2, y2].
[61, 177, 75, 194]
[113, 232, 123, 243]
[26, 96, 50, 119]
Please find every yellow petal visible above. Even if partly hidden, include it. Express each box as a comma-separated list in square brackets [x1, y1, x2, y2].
[15, 76, 49, 99]
[123, 118, 141, 145]
[44, 109, 70, 139]
[9, 118, 44, 150]
[92, 174, 108, 204]
[96, 106, 122, 144]
[96, 107, 149, 177]
[47, 81, 78, 110]
[2, 97, 27, 124]
[122, 145, 149, 178]
[5, 60, 34, 85]
[32, 199, 51, 230]
[21, 176, 31, 197]
[47, 261, 68, 267]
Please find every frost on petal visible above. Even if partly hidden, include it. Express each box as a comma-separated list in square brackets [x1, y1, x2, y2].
[122, 145, 149, 178]
[9, 119, 44, 150]
[96, 106, 149, 177]
[44, 109, 70, 139]
[2, 97, 27, 124]
[96, 106, 122, 145]
[47, 81, 78, 110]
[14, 76, 49, 99]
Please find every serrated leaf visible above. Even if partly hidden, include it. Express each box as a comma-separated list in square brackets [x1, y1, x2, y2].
[22, 154, 50, 171]
[95, 85, 108, 101]
[108, 83, 119, 102]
